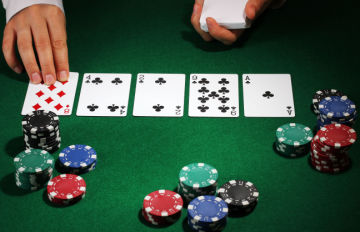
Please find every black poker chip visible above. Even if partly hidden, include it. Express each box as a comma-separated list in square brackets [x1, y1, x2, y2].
[217, 180, 259, 208]
[22, 110, 59, 133]
[312, 89, 343, 115]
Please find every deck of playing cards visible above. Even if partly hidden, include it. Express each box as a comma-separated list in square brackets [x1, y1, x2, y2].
[200, 0, 250, 32]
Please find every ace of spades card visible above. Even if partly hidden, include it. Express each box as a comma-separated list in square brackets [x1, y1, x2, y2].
[242, 74, 295, 117]
[188, 74, 239, 117]
[76, 73, 132, 116]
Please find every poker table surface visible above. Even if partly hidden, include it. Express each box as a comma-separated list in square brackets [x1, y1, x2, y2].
[1, 0, 359, 231]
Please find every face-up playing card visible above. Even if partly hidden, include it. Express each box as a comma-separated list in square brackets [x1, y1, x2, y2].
[132, 73, 185, 117]
[200, 0, 250, 32]
[188, 74, 239, 117]
[76, 73, 132, 117]
[21, 72, 79, 116]
[242, 74, 295, 117]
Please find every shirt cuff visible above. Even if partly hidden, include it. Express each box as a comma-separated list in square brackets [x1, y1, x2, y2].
[5, 0, 64, 22]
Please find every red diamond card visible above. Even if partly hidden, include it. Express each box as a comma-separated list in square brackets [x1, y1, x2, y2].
[21, 72, 79, 115]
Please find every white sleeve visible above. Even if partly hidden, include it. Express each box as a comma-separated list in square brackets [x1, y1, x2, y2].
[2, 0, 64, 22]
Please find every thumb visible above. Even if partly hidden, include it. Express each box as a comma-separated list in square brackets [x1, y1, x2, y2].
[245, 0, 272, 20]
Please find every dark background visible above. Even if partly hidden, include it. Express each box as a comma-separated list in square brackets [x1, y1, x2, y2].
[0, 0, 359, 232]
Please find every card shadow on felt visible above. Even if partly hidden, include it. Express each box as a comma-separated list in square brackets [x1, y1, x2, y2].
[5, 136, 25, 157]
[0, 173, 30, 196]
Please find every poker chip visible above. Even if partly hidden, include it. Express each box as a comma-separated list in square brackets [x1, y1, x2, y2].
[142, 190, 183, 226]
[309, 124, 357, 174]
[187, 195, 228, 232]
[22, 111, 61, 153]
[312, 89, 343, 115]
[14, 149, 54, 191]
[275, 123, 313, 158]
[178, 163, 218, 203]
[47, 174, 86, 206]
[58, 145, 97, 174]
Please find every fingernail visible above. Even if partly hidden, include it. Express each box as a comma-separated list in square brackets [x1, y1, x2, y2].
[193, 4, 199, 13]
[45, 74, 55, 85]
[14, 66, 22, 74]
[206, 18, 214, 28]
[59, 71, 68, 82]
[31, 72, 42, 83]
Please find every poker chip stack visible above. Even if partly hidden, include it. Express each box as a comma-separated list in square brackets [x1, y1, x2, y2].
[312, 89, 343, 115]
[58, 144, 97, 174]
[22, 110, 61, 153]
[142, 190, 183, 226]
[177, 163, 218, 203]
[217, 180, 259, 216]
[275, 123, 313, 158]
[317, 95, 357, 129]
[310, 124, 357, 174]
[14, 149, 54, 191]
[47, 174, 86, 206]
[187, 195, 228, 232]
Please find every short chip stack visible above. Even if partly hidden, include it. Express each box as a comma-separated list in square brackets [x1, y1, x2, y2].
[310, 124, 357, 174]
[177, 163, 218, 203]
[187, 195, 228, 232]
[14, 149, 54, 191]
[317, 95, 357, 129]
[47, 174, 86, 205]
[275, 123, 313, 158]
[217, 180, 259, 216]
[312, 89, 343, 115]
[58, 144, 97, 174]
[22, 110, 61, 153]
[142, 190, 183, 226]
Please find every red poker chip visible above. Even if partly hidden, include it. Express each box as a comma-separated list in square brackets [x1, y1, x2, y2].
[311, 160, 350, 173]
[311, 142, 347, 160]
[47, 174, 86, 201]
[143, 190, 183, 217]
[312, 137, 350, 154]
[317, 124, 357, 148]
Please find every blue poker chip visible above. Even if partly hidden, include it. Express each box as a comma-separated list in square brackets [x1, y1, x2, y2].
[59, 144, 97, 169]
[319, 96, 356, 119]
[187, 195, 228, 224]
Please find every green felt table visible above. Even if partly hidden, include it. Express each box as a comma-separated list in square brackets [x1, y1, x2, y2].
[1, 0, 360, 231]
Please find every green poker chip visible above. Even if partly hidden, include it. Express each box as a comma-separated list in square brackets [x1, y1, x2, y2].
[14, 149, 54, 173]
[179, 163, 218, 188]
[276, 123, 313, 146]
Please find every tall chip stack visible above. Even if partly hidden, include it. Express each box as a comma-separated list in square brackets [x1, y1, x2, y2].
[310, 124, 357, 174]
[274, 123, 313, 158]
[22, 110, 61, 153]
[177, 163, 218, 204]
[14, 149, 54, 191]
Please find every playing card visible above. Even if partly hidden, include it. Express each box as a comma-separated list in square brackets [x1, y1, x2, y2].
[132, 73, 185, 117]
[21, 72, 79, 116]
[200, 0, 250, 32]
[76, 73, 132, 117]
[242, 74, 295, 117]
[189, 74, 239, 117]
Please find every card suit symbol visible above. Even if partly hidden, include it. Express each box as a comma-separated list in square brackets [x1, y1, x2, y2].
[231, 106, 236, 109]
[45, 97, 54, 104]
[198, 105, 209, 112]
[218, 87, 229, 94]
[32, 103, 41, 111]
[218, 96, 229, 103]
[218, 78, 229, 85]
[153, 104, 164, 112]
[208, 91, 219, 99]
[198, 87, 209, 94]
[155, 77, 166, 85]
[112, 78, 123, 85]
[36, 90, 44, 97]
[199, 78, 209, 85]
[87, 104, 99, 112]
[120, 105, 126, 109]
[218, 105, 230, 113]
[245, 80, 250, 84]
[57, 91, 66, 98]
[61, 81, 68, 85]
[262, 91, 274, 99]
[85, 80, 90, 83]
[192, 81, 197, 84]
[48, 85, 56, 91]
[108, 104, 119, 112]
[92, 77, 103, 85]
[286, 106, 293, 115]
[176, 106, 181, 109]
[54, 103, 63, 111]
[287, 106, 292, 110]
[198, 96, 209, 103]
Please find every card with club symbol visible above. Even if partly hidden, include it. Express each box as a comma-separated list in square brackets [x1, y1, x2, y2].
[21, 72, 79, 116]
[189, 74, 239, 117]
[76, 73, 132, 116]
[132, 73, 185, 117]
[242, 74, 295, 117]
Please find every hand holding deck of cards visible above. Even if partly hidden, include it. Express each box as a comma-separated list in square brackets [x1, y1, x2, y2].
[21, 73, 295, 118]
